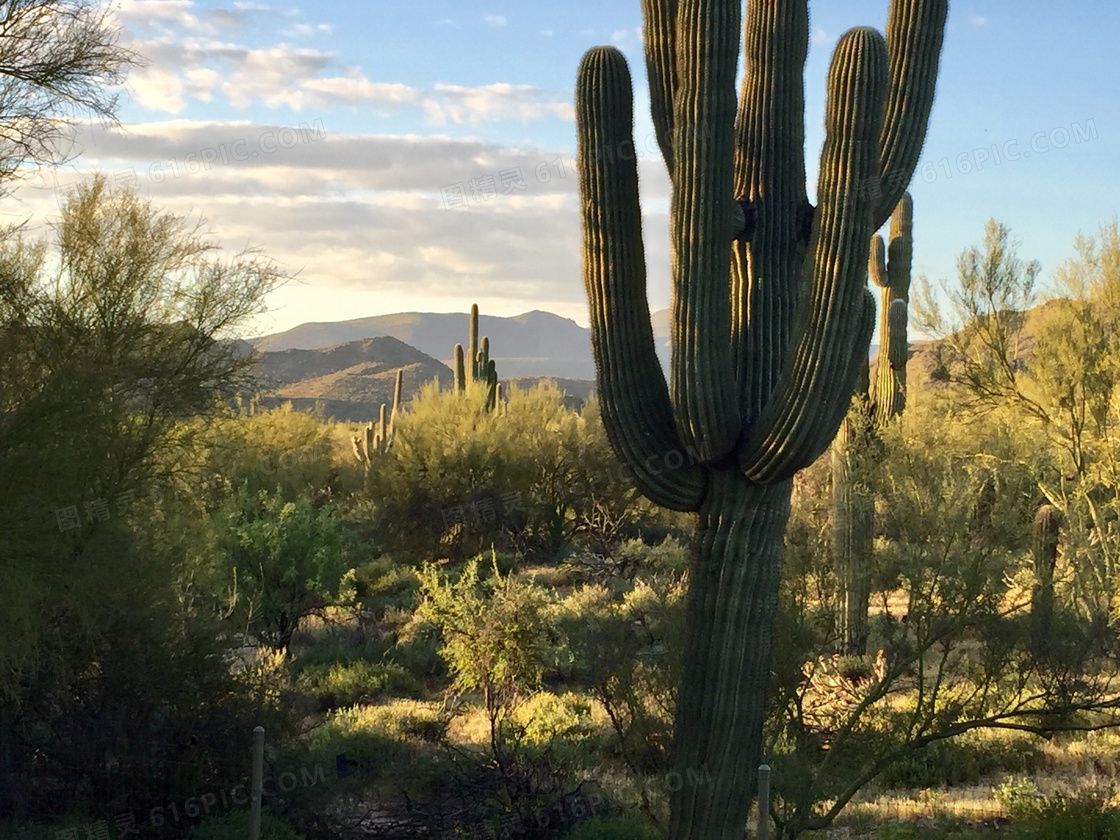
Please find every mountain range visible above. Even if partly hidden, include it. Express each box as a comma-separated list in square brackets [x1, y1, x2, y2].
[247, 307, 897, 423]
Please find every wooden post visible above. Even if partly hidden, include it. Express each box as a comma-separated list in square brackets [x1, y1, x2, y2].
[758, 764, 771, 840]
[250, 725, 264, 840]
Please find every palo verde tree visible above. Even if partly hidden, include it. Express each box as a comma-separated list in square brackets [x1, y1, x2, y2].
[0, 0, 141, 192]
[574, 1, 947, 836]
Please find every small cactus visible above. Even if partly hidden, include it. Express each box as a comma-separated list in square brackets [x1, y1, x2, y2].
[353, 369, 405, 467]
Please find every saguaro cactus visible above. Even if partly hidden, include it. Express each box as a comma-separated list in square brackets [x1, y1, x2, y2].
[834, 192, 913, 655]
[1030, 503, 1062, 659]
[353, 369, 404, 467]
[450, 304, 502, 411]
[575, 1, 945, 836]
[870, 193, 914, 419]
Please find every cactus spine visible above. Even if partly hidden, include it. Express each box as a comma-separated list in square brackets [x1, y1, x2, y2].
[575, 0, 945, 834]
[833, 193, 914, 655]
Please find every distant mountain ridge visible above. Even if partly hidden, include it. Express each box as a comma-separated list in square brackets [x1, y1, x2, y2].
[253, 308, 676, 380]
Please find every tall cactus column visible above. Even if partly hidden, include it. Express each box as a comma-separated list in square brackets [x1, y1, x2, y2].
[870, 193, 914, 418]
[575, 1, 945, 837]
[834, 192, 914, 655]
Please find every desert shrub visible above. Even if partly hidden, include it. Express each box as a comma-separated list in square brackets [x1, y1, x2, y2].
[295, 659, 421, 710]
[183, 809, 306, 840]
[362, 380, 647, 562]
[563, 812, 660, 840]
[199, 488, 358, 653]
[417, 553, 552, 766]
[880, 735, 1044, 789]
[191, 403, 359, 509]
[552, 538, 689, 774]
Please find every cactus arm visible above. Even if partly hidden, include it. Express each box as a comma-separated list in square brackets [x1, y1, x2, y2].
[391, 369, 403, 427]
[453, 343, 465, 392]
[738, 28, 887, 483]
[641, 0, 678, 174]
[576, 46, 708, 511]
[670, 0, 743, 464]
[874, 0, 948, 226]
[732, 0, 810, 420]
[887, 192, 914, 292]
[869, 234, 888, 288]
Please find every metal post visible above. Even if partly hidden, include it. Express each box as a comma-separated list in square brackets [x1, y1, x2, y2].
[250, 725, 264, 840]
[757, 764, 771, 840]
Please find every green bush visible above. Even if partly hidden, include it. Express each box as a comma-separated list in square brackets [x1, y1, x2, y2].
[295, 659, 421, 710]
[183, 808, 306, 840]
[563, 812, 660, 840]
[363, 380, 643, 562]
[878, 736, 1044, 789]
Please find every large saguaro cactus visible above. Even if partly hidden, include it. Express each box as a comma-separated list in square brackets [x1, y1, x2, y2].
[834, 192, 914, 655]
[575, 1, 946, 836]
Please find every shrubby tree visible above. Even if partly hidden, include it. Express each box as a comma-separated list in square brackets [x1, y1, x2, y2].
[205, 488, 357, 654]
[417, 554, 552, 768]
[0, 174, 284, 820]
[918, 220, 1120, 636]
[764, 391, 1119, 838]
[0, 0, 141, 191]
[363, 379, 644, 562]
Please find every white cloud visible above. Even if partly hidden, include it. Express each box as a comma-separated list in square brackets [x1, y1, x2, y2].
[971, 15, 988, 26]
[540, 29, 553, 37]
[425, 84, 573, 124]
[484, 13, 507, 27]
[811, 27, 832, 45]
[14, 123, 643, 333]
[610, 27, 642, 53]
[115, 11, 571, 123]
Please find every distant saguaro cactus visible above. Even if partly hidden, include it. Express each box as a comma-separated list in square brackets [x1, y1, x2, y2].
[1030, 503, 1062, 659]
[353, 369, 403, 467]
[833, 192, 914, 655]
[870, 193, 914, 419]
[575, 0, 946, 835]
[451, 304, 501, 412]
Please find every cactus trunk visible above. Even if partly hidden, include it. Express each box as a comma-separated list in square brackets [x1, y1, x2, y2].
[671, 470, 790, 840]
[831, 400, 875, 655]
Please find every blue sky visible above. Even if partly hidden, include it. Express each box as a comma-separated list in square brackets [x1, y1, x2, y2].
[7, 0, 1117, 337]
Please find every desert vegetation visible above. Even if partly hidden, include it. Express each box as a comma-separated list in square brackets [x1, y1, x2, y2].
[3, 1, 1120, 839]
[5, 174, 1120, 840]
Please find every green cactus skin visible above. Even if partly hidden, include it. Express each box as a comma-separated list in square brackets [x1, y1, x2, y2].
[575, 1, 945, 834]
[453, 343, 466, 393]
[477, 335, 491, 383]
[483, 359, 498, 413]
[870, 192, 913, 420]
[832, 397, 876, 656]
[1030, 503, 1062, 659]
[469, 303, 479, 381]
